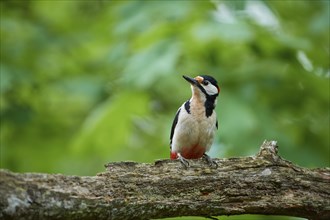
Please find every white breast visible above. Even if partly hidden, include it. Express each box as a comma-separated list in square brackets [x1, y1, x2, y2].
[171, 102, 217, 154]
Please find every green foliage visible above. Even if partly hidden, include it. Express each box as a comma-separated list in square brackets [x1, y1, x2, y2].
[0, 0, 329, 185]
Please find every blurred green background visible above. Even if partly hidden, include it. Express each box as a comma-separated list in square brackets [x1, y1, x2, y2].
[0, 1, 329, 219]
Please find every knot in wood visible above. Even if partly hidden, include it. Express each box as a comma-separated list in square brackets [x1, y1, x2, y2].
[256, 140, 279, 163]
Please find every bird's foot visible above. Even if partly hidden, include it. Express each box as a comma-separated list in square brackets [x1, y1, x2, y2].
[203, 153, 218, 168]
[177, 153, 190, 168]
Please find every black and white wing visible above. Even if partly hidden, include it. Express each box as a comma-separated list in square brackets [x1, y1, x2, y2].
[170, 108, 181, 150]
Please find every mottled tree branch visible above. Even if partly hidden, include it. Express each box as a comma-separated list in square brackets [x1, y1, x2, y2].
[0, 141, 329, 220]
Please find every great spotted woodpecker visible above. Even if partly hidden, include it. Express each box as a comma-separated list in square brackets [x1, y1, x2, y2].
[170, 75, 220, 168]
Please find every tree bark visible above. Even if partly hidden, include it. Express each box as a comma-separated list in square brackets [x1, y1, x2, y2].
[0, 140, 329, 220]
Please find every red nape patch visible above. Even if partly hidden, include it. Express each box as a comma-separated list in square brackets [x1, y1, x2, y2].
[170, 151, 178, 160]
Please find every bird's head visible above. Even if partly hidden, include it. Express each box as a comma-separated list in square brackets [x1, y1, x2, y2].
[183, 75, 220, 98]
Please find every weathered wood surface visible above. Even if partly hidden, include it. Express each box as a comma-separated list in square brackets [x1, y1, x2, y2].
[0, 141, 329, 220]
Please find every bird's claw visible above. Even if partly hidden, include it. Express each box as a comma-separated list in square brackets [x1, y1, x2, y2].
[178, 153, 190, 168]
[203, 154, 218, 168]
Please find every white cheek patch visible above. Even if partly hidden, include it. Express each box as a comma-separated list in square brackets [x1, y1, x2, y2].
[203, 84, 218, 95]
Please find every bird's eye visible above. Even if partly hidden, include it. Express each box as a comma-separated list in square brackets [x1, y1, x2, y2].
[202, 80, 209, 86]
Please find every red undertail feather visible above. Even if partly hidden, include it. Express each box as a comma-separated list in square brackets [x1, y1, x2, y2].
[170, 151, 178, 160]
[170, 145, 206, 160]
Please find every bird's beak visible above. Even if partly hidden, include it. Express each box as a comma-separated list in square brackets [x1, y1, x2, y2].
[183, 75, 198, 85]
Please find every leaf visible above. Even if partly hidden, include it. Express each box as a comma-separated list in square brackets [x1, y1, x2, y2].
[71, 91, 149, 159]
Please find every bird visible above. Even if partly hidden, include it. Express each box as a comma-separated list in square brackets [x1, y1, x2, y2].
[170, 75, 220, 168]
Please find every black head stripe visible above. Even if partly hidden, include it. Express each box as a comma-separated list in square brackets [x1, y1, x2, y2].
[196, 83, 208, 96]
[199, 75, 218, 87]
[196, 75, 219, 117]
[196, 82, 218, 98]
